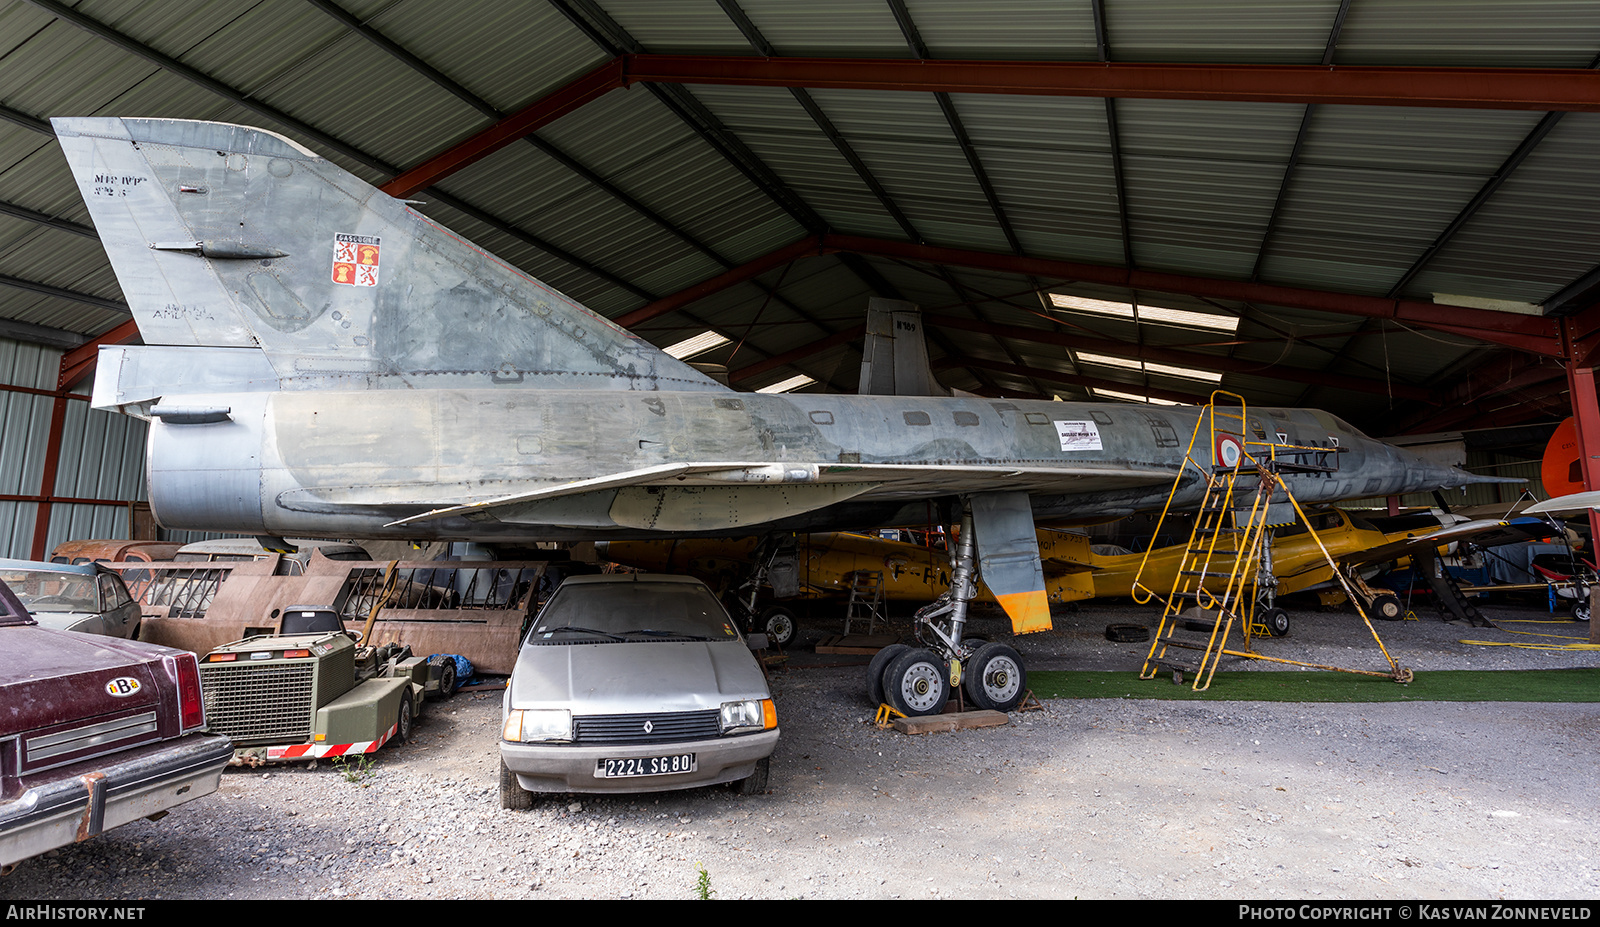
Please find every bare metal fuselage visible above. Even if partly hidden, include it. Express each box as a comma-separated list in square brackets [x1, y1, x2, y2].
[145, 386, 1461, 542]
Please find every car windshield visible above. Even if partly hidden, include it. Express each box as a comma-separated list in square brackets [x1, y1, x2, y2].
[527, 581, 739, 644]
[0, 570, 98, 613]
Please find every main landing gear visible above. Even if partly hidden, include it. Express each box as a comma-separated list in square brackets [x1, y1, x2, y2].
[866, 502, 1030, 716]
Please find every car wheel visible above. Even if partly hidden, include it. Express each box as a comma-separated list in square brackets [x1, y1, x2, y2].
[428, 654, 458, 699]
[394, 691, 414, 745]
[865, 643, 909, 707]
[761, 606, 798, 648]
[1368, 593, 1404, 621]
[735, 757, 770, 795]
[499, 758, 534, 811]
[964, 643, 1027, 712]
[1261, 607, 1291, 637]
[884, 648, 949, 717]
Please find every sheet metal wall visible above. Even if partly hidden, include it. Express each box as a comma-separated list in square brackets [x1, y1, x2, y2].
[0, 336, 151, 558]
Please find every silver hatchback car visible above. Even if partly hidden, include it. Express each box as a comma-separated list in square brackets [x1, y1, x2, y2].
[499, 573, 778, 805]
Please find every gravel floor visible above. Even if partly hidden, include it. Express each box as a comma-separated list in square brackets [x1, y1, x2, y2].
[5, 598, 1598, 901]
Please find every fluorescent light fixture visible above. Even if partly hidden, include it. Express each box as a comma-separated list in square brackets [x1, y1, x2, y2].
[1093, 388, 1183, 406]
[756, 374, 815, 394]
[663, 330, 731, 359]
[1074, 352, 1222, 383]
[1050, 294, 1239, 332]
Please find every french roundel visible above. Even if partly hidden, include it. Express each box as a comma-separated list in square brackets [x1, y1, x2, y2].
[1215, 434, 1244, 469]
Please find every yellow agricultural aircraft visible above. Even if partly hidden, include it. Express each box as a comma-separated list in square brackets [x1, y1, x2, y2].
[600, 508, 1543, 645]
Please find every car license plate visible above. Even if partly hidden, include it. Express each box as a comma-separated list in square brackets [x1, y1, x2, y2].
[599, 754, 696, 778]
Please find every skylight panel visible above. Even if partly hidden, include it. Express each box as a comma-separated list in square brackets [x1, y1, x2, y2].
[1050, 294, 1239, 333]
[1092, 388, 1183, 406]
[663, 331, 731, 359]
[756, 374, 815, 394]
[1074, 352, 1222, 383]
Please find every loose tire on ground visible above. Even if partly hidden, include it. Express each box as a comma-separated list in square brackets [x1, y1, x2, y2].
[499, 758, 534, 811]
[964, 642, 1027, 712]
[883, 648, 950, 717]
[1105, 623, 1149, 642]
[761, 606, 798, 648]
[735, 756, 770, 795]
[865, 643, 910, 707]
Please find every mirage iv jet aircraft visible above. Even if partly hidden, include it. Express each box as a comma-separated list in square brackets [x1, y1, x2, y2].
[55, 117, 1502, 715]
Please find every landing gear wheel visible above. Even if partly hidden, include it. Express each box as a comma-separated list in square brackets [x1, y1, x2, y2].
[735, 757, 770, 795]
[884, 648, 950, 717]
[1261, 607, 1291, 637]
[964, 643, 1027, 712]
[1368, 593, 1404, 621]
[394, 691, 414, 745]
[866, 643, 910, 707]
[760, 606, 798, 648]
[499, 758, 534, 811]
[1571, 601, 1591, 622]
[428, 654, 458, 699]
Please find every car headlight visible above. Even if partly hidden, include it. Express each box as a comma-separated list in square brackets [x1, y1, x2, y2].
[720, 698, 777, 735]
[503, 708, 573, 743]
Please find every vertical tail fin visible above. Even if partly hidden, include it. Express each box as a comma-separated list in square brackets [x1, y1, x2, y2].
[857, 298, 950, 397]
[53, 117, 724, 393]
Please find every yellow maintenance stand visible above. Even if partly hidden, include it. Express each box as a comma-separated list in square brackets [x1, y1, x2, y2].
[1132, 392, 1412, 690]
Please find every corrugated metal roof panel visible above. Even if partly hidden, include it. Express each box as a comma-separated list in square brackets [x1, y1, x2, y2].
[1103, 0, 1346, 64]
[1336, 0, 1600, 67]
[1411, 113, 1600, 305]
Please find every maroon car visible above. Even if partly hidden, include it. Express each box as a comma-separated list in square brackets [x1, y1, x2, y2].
[0, 575, 232, 872]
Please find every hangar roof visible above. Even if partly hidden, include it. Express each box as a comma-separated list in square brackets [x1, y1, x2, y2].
[1, 0, 1598, 440]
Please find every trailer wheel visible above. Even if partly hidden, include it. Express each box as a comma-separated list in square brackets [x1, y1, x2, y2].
[394, 691, 414, 745]
[428, 654, 458, 699]
[499, 758, 534, 811]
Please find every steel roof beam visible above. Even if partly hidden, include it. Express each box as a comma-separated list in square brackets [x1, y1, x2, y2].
[621, 55, 1600, 111]
[0, 198, 97, 239]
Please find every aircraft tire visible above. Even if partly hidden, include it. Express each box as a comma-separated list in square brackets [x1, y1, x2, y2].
[1368, 593, 1404, 621]
[499, 759, 535, 811]
[1261, 607, 1291, 637]
[1572, 601, 1591, 622]
[884, 648, 950, 718]
[866, 644, 910, 707]
[761, 606, 799, 648]
[964, 643, 1027, 712]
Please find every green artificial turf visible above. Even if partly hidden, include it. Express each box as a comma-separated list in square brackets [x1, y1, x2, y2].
[1027, 667, 1600, 702]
